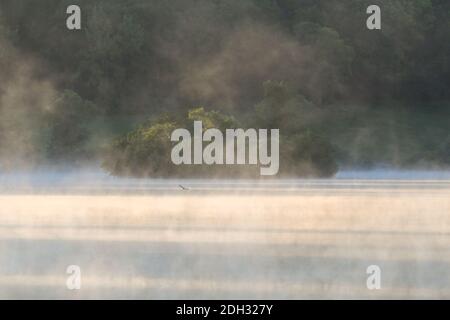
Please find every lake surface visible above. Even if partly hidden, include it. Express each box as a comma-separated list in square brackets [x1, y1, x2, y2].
[1, 168, 450, 193]
[0, 169, 449, 299]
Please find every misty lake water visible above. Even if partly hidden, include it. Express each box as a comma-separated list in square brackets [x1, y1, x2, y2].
[1, 169, 450, 299]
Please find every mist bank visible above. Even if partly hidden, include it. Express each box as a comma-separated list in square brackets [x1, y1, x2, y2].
[0, 97, 448, 177]
[1, 188, 450, 298]
[1, 167, 450, 195]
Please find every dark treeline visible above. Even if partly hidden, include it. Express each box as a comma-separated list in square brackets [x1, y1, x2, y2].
[0, 0, 448, 176]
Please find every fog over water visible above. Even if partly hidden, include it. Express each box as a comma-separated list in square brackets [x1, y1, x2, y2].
[1, 168, 450, 299]
[1, 168, 450, 193]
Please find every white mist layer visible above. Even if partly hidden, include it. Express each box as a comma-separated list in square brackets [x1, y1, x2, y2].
[0, 170, 450, 299]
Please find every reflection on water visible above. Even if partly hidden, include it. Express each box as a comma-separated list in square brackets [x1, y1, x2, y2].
[0, 168, 450, 299]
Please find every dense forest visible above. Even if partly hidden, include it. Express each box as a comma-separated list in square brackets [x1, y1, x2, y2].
[0, 0, 449, 177]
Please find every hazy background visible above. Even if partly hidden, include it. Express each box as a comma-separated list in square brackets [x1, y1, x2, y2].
[0, 0, 449, 177]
